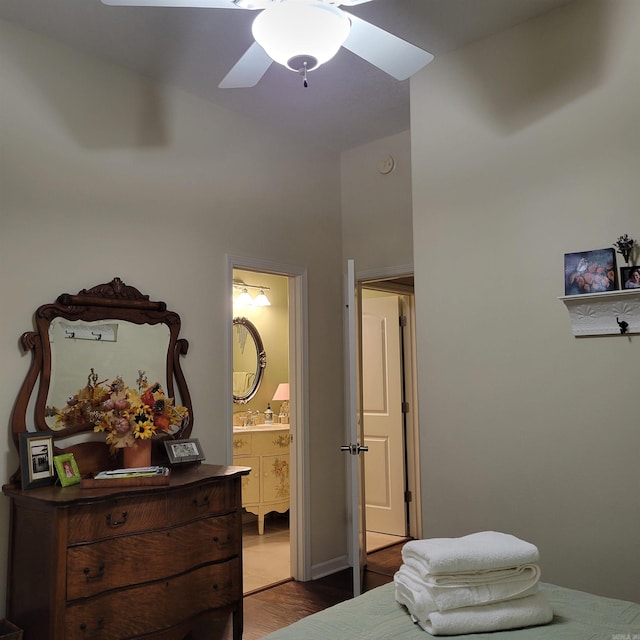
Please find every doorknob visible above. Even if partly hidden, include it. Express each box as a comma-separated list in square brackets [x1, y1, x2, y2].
[340, 443, 369, 455]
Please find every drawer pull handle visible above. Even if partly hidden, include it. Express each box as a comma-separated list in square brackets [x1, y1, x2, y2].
[106, 511, 128, 527]
[83, 563, 105, 581]
[192, 495, 210, 508]
[79, 618, 104, 632]
[213, 534, 232, 546]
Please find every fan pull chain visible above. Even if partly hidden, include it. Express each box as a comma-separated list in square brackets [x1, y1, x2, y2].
[301, 62, 309, 88]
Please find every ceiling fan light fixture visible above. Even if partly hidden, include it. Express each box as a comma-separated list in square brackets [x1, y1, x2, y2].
[252, 1, 351, 73]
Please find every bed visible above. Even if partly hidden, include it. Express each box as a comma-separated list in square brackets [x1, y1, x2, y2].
[261, 582, 640, 639]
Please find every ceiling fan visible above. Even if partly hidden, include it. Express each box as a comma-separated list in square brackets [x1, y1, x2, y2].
[100, 0, 434, 88]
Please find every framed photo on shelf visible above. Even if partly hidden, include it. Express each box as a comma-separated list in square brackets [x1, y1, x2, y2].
[621, 266, 640, 290]
[164, 438, 205, 465]
[54, 452, 81, 487]
[564, 248, 617, 295]
[19, 432, 55, 489]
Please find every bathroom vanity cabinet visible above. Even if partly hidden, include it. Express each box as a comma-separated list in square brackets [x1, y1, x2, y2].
[3, 464, 249, 640]
[233, 424, 290, 534]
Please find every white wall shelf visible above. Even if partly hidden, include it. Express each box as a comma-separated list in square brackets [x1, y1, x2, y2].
[559, 289, 640, 336]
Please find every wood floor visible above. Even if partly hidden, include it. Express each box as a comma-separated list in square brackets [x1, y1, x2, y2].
[241, 541, 405, 640]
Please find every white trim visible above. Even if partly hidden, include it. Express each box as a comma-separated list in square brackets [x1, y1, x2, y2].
[356, 263, 413, 282]
[225, 253, 311, 582]
[311, 555, 350, 581]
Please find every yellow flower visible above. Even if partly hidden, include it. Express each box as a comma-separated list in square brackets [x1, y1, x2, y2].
[127, 404, 155, 439]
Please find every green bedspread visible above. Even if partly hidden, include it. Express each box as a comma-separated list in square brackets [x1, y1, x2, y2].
[262, 582, 640, 639]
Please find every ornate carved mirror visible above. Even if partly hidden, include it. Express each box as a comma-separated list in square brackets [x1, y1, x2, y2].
[232, 317, 266, 404]
[11, 278, 193, 478]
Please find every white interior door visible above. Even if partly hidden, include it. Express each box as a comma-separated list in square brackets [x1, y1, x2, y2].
[342, 259, 367, 597]
[362, 293, 406, 536]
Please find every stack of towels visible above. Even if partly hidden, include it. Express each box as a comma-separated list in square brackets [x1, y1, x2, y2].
[394, 531, 553, 636]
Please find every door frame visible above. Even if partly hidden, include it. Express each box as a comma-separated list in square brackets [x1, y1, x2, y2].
[357, 264, 422, 541]
[225, 254, 311, 581]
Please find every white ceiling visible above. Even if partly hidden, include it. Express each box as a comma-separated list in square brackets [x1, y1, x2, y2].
[0, 0, 574, 151]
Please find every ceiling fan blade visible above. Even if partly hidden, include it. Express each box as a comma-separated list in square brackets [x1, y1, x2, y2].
[343, 14, 434, 80]
[218, 42, 273, 88]
[101, 0, 241, 8]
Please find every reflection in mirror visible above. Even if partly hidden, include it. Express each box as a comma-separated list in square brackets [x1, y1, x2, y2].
[46, 318, 170, 430]
[233, 317, 266, 404]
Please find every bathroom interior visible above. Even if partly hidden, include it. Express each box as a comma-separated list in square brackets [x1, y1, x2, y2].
[232, 268, 292, 594]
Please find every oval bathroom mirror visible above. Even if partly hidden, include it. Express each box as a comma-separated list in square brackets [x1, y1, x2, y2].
[233, 316, 266, 404]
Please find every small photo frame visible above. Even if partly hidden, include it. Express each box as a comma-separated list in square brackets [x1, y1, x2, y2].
[164, 438, 205, 465]
[621, 266, 640, 290]
[564, 248, 617, 295]
[19, 432, 55, 489]
[54, 453, 82, 487]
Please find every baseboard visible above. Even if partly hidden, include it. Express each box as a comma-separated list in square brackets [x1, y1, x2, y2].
[311, 554, 350, 580]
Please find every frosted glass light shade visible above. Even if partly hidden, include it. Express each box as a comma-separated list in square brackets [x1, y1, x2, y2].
[252, 1, 351, 72]
[237, 288, 253, 306]
[254, 290, 271, 306]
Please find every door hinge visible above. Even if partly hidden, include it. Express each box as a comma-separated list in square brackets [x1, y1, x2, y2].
[402, 401, 409, 414]
[404, 490, 412, 503]
[399, 315, 407, 327]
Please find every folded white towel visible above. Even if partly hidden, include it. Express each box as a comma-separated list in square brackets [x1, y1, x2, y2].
[402, 531, 539, 574]
[395, 565, 439, 617]
[410, 593, 553, 636]
[394, 563, 540, 615]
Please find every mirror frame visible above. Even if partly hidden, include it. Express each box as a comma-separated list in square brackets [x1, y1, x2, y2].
[10, 278, 193, 479]
[232, 316, 266, 404]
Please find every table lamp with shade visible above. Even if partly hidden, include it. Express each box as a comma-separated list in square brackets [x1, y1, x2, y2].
[272, 383, 290, 423]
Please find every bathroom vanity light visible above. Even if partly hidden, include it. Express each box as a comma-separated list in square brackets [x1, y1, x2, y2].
[232, 281, 271, 309]
[254, 289, 272, 307]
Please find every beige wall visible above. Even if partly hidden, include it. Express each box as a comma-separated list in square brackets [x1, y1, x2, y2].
[411, 0, 639, 602]
[341, 130, 413, 271]
[0, 18, 347, 616]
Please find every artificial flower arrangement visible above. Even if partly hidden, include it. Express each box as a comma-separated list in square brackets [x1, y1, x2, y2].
[47, 369, 188, 452]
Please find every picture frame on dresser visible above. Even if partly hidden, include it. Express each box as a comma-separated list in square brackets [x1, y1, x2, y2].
[164, 438, 205, 464]
[54, 452, 82, 487]
[19, 431, 55, 489]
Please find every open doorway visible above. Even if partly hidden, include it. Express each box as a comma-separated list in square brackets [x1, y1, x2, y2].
[232, 268, 290, 592]
[360, 275, 421, 552]
[226, 255, 310, 595]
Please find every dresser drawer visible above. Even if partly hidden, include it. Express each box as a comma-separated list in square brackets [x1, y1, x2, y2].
[168, 480, 238, 524]
[67, 513, 241, 600]
[68, 495, 167, 544]
[64, 558, 241, 640]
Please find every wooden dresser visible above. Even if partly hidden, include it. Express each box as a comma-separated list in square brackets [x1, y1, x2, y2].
[2, 464, 249, 640]
[232, 425, 290, 535]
